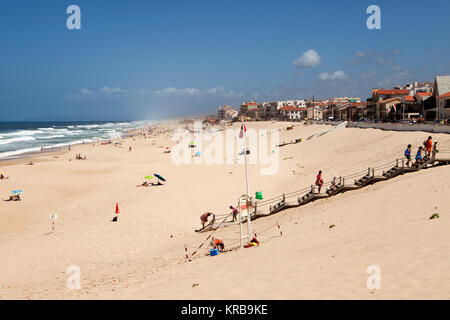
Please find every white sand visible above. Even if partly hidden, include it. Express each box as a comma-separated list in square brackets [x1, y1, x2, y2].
[1, 121, 449, 299]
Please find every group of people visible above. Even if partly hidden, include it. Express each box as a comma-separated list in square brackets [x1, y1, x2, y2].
[75, 153, 87, 160]
[0, 173, 8, 180]
[404, 136, 435, 167]
[313, 136, 437, 194]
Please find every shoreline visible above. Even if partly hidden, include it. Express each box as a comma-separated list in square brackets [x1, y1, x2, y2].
[0, 121, 169, 166]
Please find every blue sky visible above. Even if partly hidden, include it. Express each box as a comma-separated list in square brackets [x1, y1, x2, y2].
[0, 0, 449, 121]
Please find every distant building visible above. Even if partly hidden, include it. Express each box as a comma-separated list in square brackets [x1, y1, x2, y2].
[429, 75, 450, 120]
[306, 106, 324, 120]
[217, 105, 238, 121]
[240, 101, 259, 119]
[394, 81, 433, 95]
[333, 97, 361, 103]
[366, 89, 410, 121]
[279, 106, 306, 120]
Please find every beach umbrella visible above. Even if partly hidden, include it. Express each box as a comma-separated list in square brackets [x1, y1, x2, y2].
[154, 173, 166, 182]
[12, 190, 23, 195]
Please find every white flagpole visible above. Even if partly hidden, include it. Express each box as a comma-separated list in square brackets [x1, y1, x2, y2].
[242, 116, 252, 244]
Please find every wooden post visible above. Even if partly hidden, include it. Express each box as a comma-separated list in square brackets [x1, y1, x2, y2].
[372, 168, 375, 177]
[396, 158, 399, 167]
[368, 167, 370, 176]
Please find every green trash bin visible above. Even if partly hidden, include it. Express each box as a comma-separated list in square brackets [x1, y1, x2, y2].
[255, 191, 263, 200]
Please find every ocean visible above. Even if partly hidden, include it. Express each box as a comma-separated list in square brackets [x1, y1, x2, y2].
[0, 120, 152, 159]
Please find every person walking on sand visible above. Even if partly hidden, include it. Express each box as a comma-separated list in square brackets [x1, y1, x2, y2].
[315, 170, 324, 193]
[404, 144, 412, 167]
[230, 205, 238, 222]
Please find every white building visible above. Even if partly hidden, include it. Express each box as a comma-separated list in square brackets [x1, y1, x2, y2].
[279, 106, 306, 120]
[218, 105, 238, 120]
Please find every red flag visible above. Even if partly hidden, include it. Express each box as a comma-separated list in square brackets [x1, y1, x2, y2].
[239, 124, 246, 138]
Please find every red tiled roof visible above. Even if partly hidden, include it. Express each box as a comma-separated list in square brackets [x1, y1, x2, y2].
[416, 92, 432, 97]
[438, 92, 450, 99]
[404, 96, 416, 102]
[377, 89, 409, 95]
[242, 102, 258, 106]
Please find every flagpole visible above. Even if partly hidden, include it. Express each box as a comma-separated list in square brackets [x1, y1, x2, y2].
[242, 116, 252, 244]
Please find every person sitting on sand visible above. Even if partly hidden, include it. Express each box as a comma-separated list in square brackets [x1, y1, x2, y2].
[28, 161, 33, 165]
[211, 238, 224, 251]
[414, 146, 424, 166]
[230, 205, 238, 222]
[404, 144, 412, 167]
[200, 212, 215, 228]
[0, 174, 8, 180]
[315, 170, 324, 193]
[5, 194, 20, 201]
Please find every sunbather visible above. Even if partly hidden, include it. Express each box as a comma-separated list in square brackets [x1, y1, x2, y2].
[5, 194, 21, 201]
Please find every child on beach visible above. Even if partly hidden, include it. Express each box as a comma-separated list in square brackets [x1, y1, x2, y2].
[331, 176, 337, 187]
[415, 146, 424, 166]
[315, 170, 324, 193]
[211, 238, 225, 251]
[404, 144, 412, 167]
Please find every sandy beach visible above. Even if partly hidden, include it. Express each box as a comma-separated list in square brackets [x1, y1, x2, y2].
[1, 120, 450, 299]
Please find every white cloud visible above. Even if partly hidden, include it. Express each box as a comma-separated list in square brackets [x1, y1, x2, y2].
[293, 49, 321, 68]
[318, 71, 348, 81]
[146, 86, 240, 97]
[101, 86, 127, 95]
[154, 87, 200, 96]
[350, 49, 400, 66]
[64, 88, 95, 99]
[206, 86, 237, 96]
[79, 88, 94, 96]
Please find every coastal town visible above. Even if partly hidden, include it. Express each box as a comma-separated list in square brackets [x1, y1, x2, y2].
[210, 75, 450, 124]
